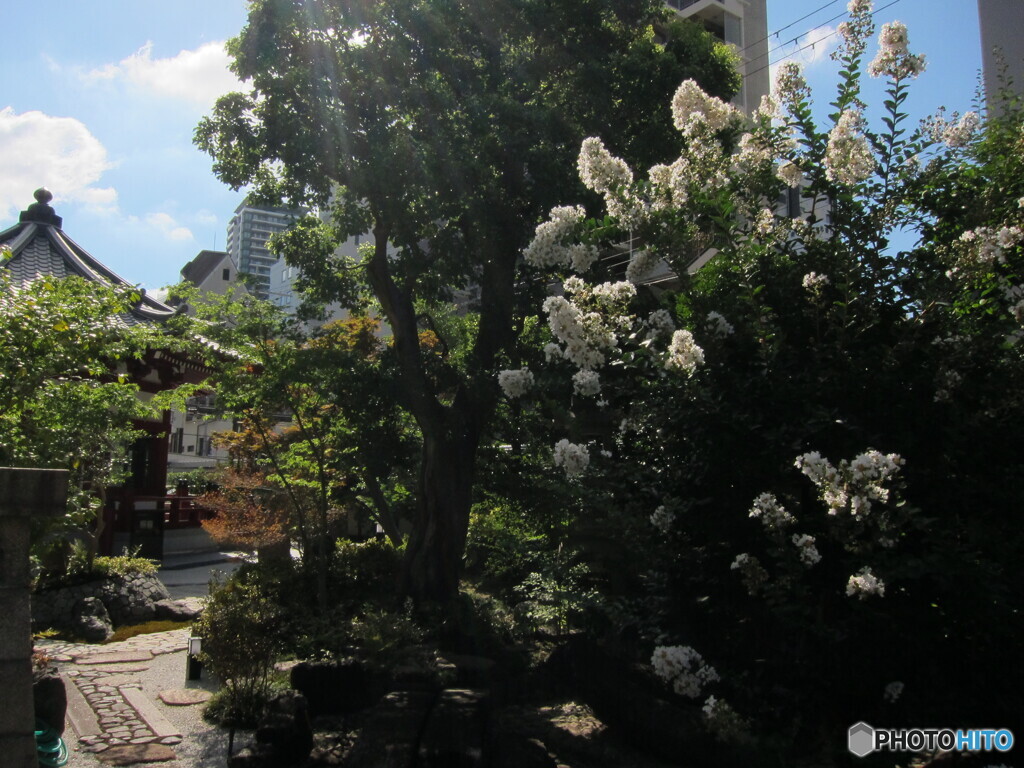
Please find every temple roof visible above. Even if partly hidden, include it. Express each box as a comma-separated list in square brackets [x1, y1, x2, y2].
[1, 188, 178, 326]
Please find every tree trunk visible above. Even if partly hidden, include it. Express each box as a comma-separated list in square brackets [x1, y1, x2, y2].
[400, 423, 478, 607]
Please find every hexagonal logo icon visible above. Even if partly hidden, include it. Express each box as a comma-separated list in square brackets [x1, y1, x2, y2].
[848, 722, 875, 757]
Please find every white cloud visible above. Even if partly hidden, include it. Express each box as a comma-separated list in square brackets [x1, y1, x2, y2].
[769, 26, 839, 87]
[0, 108, 117, 219]
[144, 212, 194, 242]
[82, 41, 247, 108]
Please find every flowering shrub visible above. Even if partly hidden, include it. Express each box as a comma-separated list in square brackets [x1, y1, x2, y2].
[512, 0, 1024, 755]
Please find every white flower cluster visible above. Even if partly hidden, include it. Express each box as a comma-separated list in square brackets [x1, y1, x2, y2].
[553, 439, 589, 478]
[572, 369, 601, 397]
[705, 311, 734, 337]
[776, 160, 803, 188]
[753, 208, 775, 238]
[650, 504, 675, 533]
[523, 205, 587, 269]
[774, 61, 811, 112]
[665, 329, 705, 375]
[497, 368, 533, 399]
[868, 21, 926, 80]
[589, 280, 637, 306]
[702, 696, 750, 744]
[795, 449, 904, 519]
[834, 0, 875, 61]
[954, 225, 1022, 271]
[730, 553, 769, 594]
[825, 109, 875, 185]
[922, 109, 980, 148]
[646, 309, 676, 339]
[749, 492, 796, 529]
[542, 295, 617, 370]
[791, 533, 822, 567]
[577, 136, 632, 195]
[651, 645, 720, 699]
[802, 272, 830, 293]
[649, 137, 731, 209]
[846, 566, 886, 599]
[626, 249, 659, 284]
[671, 80, 740, 138]
[884, 681, 904, 703]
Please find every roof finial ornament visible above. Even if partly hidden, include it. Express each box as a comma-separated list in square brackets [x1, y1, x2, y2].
[20, 187, 62, 228]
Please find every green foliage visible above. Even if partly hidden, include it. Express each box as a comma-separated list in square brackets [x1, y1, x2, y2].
[193, 574, 288, 726]
[90, 554, 159, 579]
[349, 600, 427, 668]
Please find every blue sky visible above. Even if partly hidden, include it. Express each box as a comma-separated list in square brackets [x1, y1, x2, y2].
[1, 1, 983, 292]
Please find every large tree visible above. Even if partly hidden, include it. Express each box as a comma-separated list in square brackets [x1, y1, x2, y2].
[196, 0, 739, 606]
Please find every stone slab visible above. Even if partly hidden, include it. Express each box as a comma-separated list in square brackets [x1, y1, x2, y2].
[66, 673, 102, 738]
[76, 651, 155, 665]
[92, 674, 141, 687]
[158, 688, 212, 706]
[121, 686, 182, 739]
[96, 743, 177, 765]
[79, 662, 151, 674]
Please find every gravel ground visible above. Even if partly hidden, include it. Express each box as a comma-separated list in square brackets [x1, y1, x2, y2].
[63, 647, 254, 768]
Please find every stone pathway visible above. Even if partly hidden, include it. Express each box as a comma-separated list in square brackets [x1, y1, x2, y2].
[35, 628, 196, 758]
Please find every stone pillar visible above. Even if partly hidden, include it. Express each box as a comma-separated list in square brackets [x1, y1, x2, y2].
[0, 468, 69, 768]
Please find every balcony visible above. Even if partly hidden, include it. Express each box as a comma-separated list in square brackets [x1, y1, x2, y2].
[667, 0, 723, 11]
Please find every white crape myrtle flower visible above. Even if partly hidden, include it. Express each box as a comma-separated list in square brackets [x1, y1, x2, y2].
[577, 136, 633, 195]
[651, 645, 720, 699]
[671, 79, 740, 137]
[553, 439, 589, 478]
[791, 533, 821, 567]
[943, 112, 980, 148]
[705, 311, 734, 337]
[834, 0, 875, 61]
[568, 243, 599, 273]
[754, 93, 780, 121]
[665, 329, 705, 375]
[825, 109, 875, 185]
[731, 553, 769, 594]
[626, 249, 659, 284]
[591, 280, 637, 306]
[523, 205, 586, 268]
[497, 368, 534, 398]
[650, 505, 675, 533]
[774, 61, 811, 111]
[1018, 196, 1024, 209]
[776, 160, 803, 188]
[884, 681, 904, 703]
[736, 132, 773, 169]
[702, 696, 750, 744]
[646, 309, 676, 339]
[749, 492, 796, 529]
[847, 566, 886, 598]
[543, 342, 562, 363]
[572, 369, 601, 397]
[868, 21, 926, 79]
[802, 272, 831, 291]
[753, 208, 776, 238]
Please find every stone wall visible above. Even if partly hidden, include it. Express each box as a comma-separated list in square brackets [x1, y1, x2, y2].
[32, 573, 171, 632]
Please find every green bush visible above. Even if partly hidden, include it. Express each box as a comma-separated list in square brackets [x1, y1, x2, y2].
[91, 554, 158, 578]
[193, 574, 287, 726]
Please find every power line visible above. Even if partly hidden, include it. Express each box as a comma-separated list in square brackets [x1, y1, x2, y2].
[743, 0, 903, 83]
[737, 0, 844, 55]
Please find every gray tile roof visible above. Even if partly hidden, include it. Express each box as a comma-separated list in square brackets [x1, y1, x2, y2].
[1, 188, 178, 326]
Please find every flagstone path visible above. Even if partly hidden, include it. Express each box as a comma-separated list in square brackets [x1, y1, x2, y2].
[35, 628, 198, 757]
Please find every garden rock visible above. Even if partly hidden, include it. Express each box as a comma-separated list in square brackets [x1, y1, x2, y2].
[418, 688, 490, 768]
[290, 659, 371, 716]
[546, 636, 725, 766]
[33, 573, 170, 634]
[253, 690, 313, 766]
[72, 597, 114, 642]
[491, 734, 556, 768]
[153, 598, 203, 622]
[33, 666, 67, 737]
[345, 690, 434, 768]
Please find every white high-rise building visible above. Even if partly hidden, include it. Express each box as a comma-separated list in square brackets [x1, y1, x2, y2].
[667, 0, 770, 114]
[225, 201, 304, 300]
[977, 0, 1024, 113]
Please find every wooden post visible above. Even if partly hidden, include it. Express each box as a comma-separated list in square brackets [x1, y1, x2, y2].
[0, 468, 69, 768]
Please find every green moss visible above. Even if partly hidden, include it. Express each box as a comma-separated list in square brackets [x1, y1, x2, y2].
[105, 620, 190, 643]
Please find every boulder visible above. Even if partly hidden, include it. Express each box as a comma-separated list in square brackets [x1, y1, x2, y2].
[153, 598, 203, 622]
[491, 734, 557, 768]
[290, 659, 371, 716]
[345, 690, 434, 768]
[418, 688, 490, 768]
[33, 666, 67, 736]
[72, 597, 113, 642]
[254, 691, 313, 767]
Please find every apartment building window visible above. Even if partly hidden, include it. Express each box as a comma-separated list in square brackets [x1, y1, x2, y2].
[222, 268, 230, 280]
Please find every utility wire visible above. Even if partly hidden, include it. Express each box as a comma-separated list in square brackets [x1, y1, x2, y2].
[736, 0, 844, 55]
[742, 0, 903, 82]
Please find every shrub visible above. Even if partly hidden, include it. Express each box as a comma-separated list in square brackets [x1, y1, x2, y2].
[193, 574, 287, 726]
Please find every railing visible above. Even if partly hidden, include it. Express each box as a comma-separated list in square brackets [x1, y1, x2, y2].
[666, 0, 722, 10]
[108, 493, 214, 532]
